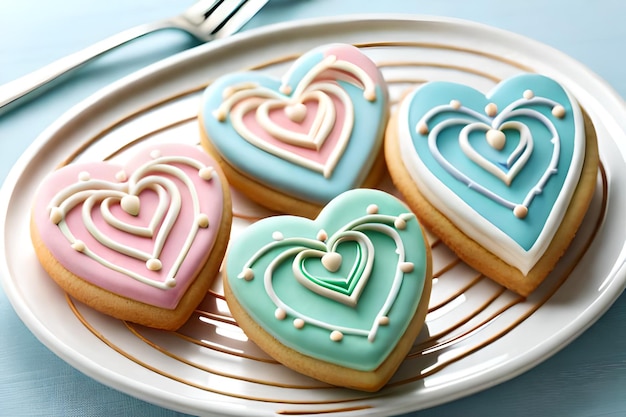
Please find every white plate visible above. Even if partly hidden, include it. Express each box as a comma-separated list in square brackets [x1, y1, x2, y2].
[2, 15, 626, 417]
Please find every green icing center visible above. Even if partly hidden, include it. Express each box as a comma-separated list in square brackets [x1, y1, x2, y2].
[295, 234, 370, 302]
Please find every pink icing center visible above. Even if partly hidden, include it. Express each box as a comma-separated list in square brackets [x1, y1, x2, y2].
[239, 89, 347, 164]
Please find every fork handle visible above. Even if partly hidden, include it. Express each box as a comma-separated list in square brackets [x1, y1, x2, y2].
[0, 20, 173, 115]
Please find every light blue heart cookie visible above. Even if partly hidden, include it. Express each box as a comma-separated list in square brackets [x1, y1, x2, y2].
[224, 189, 430, 379]
[200, 43, 388, 205]
[397, 74, 586, 274]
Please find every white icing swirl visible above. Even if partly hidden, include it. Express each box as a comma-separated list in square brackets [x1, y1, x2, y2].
[420, 96, 561, 212]
[213, 54, 377, 179]
[238, 211, 416, 342]
[293, 230, 374, 307]
[47, 154, 214, 290]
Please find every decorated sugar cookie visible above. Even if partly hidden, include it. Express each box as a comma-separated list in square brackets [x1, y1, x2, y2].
[223, 188, 432, 392]
[30, 144, 232, 330]
[199, 43, 389, 218]
[385, 73, 599, 296]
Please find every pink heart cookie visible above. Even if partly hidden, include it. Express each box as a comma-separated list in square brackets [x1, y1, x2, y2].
[30, 144, 232, 330]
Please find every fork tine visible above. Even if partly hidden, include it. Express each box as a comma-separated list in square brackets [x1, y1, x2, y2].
[208, 0, 269, 39]
[181, 0, 222, 25]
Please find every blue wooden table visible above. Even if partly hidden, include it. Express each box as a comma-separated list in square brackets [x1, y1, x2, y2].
[2, 1, 626, 416]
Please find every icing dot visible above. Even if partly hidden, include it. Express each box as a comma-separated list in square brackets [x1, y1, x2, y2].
[275, 308, 287, 320]
[514, 205, 529, 219]
[150, 149, 161, 159]
[417, 121, 429, 135]
[285, 103, 307, 123]
[485, 103, 498, 117]
[330, 330, 343, 342]
[552, 105, 566, 118]
[197, 214, 210, 228]
[378, 316, 390, 326]
[146, 258, 162, 271]
[272, 231, 284, 241]
[400, 262, 414, 273]
[316, 229, 328, 242]
[394, 217, 407, 230]
[165, 278, 177, 288]
[321, 252, 342, 273]
[199, 166, 214, 180]
[115, 170, 127, 182]
[71, 240, 85, 252]
[293, 318, 305, 329]
[523, 89, 535, 99]
[450, 99, 462, 109]
[363, 89, 376, 102]
[49, 207, 63, 224]
[486, 129, 506, 150]
[280, 84, 292, 95]
[213, 109, 227, 122]
[239, 268, 254, 281]
[366, 204, 378, 214]
[120, 195, 140, 216]
[78, 171, 90, 181]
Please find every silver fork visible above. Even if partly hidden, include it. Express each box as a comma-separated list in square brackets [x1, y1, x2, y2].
[0, 0, 268, 114]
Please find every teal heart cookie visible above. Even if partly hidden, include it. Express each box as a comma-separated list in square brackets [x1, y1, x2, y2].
[224, 189, 430, 385]
[396, 73, 586, 275]
[199, 43, 388, 205]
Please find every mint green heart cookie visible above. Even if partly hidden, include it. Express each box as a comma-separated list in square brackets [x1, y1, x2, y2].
[224, 188, 431, 391]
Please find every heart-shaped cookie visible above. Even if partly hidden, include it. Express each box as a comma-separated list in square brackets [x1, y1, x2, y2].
[199, 43, 389, 217]
[223, 189, 432, 391]
[30, 144, 231, 330]
[386, 73, 598, 296]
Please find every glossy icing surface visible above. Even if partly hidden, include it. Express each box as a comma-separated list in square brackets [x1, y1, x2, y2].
[201, 43, 388, 204]
[225, 189, 429, 371]
[32, 144, 226, 309]
[397, 74, 585, 274]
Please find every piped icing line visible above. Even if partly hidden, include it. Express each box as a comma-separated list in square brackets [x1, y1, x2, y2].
[398, 74, 585, 274]
[100, 184, 169, 237]
[279, 54, 377, 101]
[459, 121, 534, 188]
[82, 177, 180, 262]
[293, 230, 373, 307]
[238, 213, 410, 275]
[237, 212, 415, 343]
[255, 90, 335, 150]
[46, 155, 214, 290]
[225, 81, 353, 178]
[419, 95, 562, 214]
[354, 222, 413, 342]
[211, 54, 375, 179]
